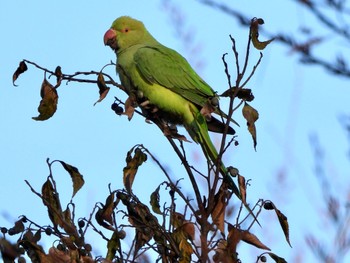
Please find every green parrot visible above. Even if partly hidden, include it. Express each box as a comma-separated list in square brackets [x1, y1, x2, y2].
[104, 16, 240, 198]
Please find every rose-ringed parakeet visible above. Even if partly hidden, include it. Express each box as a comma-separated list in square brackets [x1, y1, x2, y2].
[104, 16, 240, 198]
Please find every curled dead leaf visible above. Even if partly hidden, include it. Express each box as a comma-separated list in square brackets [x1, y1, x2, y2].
[32, 79, 58, 121]
[150, 186, 162, 214]
[94, 72, 110, 106]
[124, 95, 137, 120]
[95, 192, 117, 231]
[123, 146, 147, 193]
[8, 220, 25, 236]
[250, 17, 274, 50]
[221, 87, 255, 102]
[13, 61, 28, 86]
[54, 66, 62, 88]
[242, 102, 259, 150]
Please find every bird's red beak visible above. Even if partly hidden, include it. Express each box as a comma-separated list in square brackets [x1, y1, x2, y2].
[104, 29, 118, 50]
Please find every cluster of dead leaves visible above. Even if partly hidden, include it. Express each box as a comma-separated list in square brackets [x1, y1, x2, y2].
[121, 145, 278, 263]
[212, 199, 290, 263]
[120, 145, 197, 262]
[12, 61, 112, 121]
[219, 17, 273, 150]
[0, 159, 91, 262]
[13, 61, 60, 121]
[209, 180, 289, 262]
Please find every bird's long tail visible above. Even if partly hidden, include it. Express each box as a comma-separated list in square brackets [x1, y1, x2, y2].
[186, 110, 241, 199]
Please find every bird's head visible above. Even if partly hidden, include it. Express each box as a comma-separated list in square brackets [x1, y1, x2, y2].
[104, 16, 154, 52]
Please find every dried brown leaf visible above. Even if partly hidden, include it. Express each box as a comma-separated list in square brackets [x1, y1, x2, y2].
[41, 179, 63, 228]
[62, 207, 79, 238]
[241, 230, 271, 250]
[95, 208, 113, 231]
[250, 17, 274, 50]
[211, 185, 228, 233]
[19, 239, 51, 263]
[54, 66, 62, 88]
[58, 161, 84, 198]
[275, 208, 292, 247]
[22, 229, 41, 244]
[213, 239, 237, 263]
[48, 247, 70, 263]
[237, 174, 247, 205]
[60, 236, 76, 250]
[10, 219, 25, 235]
[32, 79, 58, 121]
[95, 192, 117, 231]
[227, 224, 242, 255]
[13, 61, 28, 86]
[242, 102, 259, 150]
[221, 87, 254, 102]
[22, 229, 34, 243]
[178, 239, 193, 263]
[123, 147, 147, 192]
[265, 201, 292, 247]
[150, 186, 162, 214]
[94, 72, 110, 106]
[124, 95, 137, 120]
[135, 229, 151, 254]
[102, 192, 117, 225]
[0, 238, 22, 261]
[182, 222, 195, 241]
[237, 173, 260, 225]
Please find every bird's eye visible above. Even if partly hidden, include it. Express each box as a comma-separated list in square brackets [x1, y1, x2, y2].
[124, 28, 129, 33]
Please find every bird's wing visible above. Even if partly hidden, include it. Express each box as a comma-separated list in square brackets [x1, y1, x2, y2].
[134, 45, 215, 107]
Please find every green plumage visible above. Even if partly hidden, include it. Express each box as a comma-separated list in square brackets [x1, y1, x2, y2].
[104, 16, 240, 198]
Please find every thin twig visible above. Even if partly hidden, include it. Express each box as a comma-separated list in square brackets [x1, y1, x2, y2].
[199, 0, 350, 78]
[23, 59, 125, 90]
[240, 52, 263, 89]
[141, 144, 198, 218]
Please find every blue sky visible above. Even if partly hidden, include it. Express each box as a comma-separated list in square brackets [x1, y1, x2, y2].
[1, 0, 350, 262]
